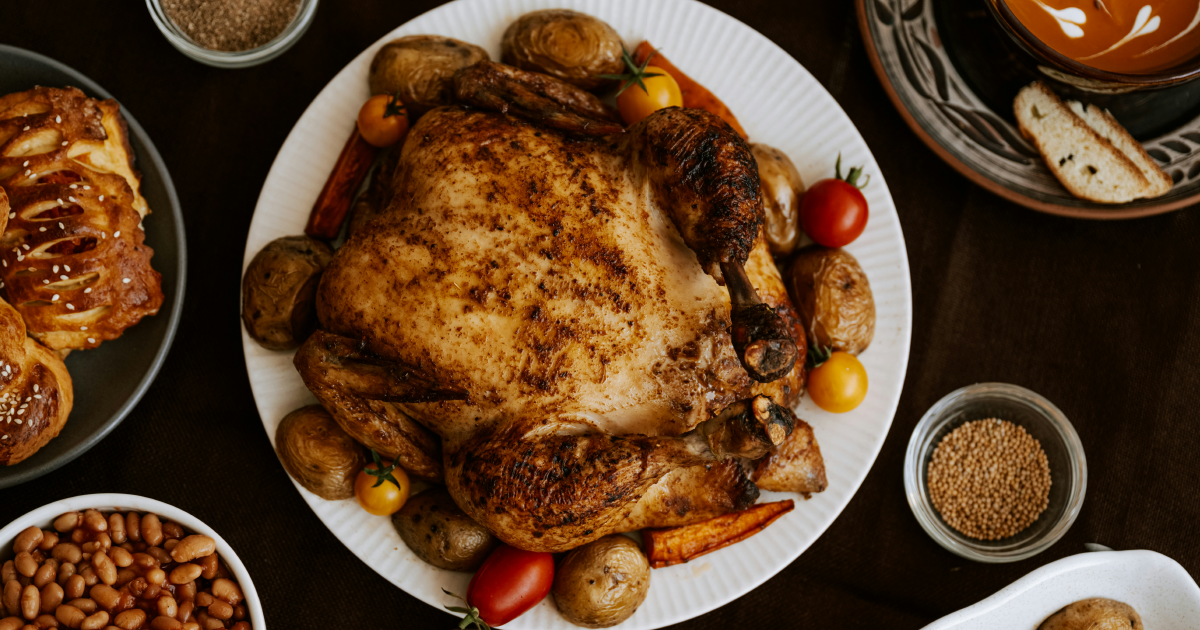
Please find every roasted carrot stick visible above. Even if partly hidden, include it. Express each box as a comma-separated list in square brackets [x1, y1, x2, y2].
[642, 499, 795, 568]
[305, 129, 378, 240]
[633, 41, 749, 140]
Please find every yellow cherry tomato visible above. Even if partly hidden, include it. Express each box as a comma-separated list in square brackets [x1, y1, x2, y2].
[807, 351, 868, 413]
[356, 93, 410, 148]
[354, 460, 410, 516]
[616, 66, 682, 126]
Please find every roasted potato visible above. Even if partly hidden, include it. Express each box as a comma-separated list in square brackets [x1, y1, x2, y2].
[275, 405, 366, 500]
[552, 535, 650, 628]
[242, 235, 333, 350]
[751, 143, 806, 255]
[392, 487, 497, 571]
[786, 246, 875, 355]
[501, 9, 624, 90]
[369, 35, 489, 117]
[1038, 598, 1143, 630]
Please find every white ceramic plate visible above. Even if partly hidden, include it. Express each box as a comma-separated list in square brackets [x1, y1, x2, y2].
[925, 550, 1200, 629]
[241, 0, 913, 627]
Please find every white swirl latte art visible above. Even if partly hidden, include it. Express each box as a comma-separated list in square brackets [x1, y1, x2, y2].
[1030, 1, 1200, 60]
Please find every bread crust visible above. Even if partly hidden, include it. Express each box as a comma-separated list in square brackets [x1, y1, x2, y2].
[1067, 100, 1173, 198]
[0, 87, 162, 350]
[1014, 81, 1156, 204]
[0, 187, 74, 466]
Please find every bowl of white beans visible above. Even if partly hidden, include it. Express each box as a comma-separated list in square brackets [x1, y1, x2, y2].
[0, 494, 264, 630]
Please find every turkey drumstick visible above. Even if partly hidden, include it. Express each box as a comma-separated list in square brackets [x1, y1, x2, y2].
[633, 107, 798, 382]
[721, 261, 799, 382]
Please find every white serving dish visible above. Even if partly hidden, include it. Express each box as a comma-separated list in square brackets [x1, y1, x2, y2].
[0, 493, 267, 629]
[925, 550, 1200, 629]
[241, 0, 914, 626]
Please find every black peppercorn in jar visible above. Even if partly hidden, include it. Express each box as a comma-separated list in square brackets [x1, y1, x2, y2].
[162, 0, 302, 52]
[147, 0, 317, 68]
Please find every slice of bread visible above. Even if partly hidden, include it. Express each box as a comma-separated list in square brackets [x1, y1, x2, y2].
[1067, 100, 1173, 198]
[1013, 81, 1171, 204]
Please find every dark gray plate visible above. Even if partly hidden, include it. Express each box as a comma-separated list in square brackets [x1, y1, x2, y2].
[0, 45, 186, 488]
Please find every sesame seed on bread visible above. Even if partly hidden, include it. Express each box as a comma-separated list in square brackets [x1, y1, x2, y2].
[1013, 81, 1171, 204]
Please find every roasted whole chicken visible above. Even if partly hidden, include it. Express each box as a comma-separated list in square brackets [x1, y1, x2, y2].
[296, 61, 824, 553]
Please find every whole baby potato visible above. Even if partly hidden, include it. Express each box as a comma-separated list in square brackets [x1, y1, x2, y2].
[275, 405, 367, 500]
[552, 535, 651, 628]
[242, 235, 334, 350]
[501, 9, 625, 90]
[392, 487, 498, 572]
[369, 35, 489, 117]
[751, 143, 806, 255]
[1037, 598, 1143, 630]
[786, 245, 875, 355]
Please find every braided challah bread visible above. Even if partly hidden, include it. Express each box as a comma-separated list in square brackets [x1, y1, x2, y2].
[0, 187, 74, 465]
[0, 86, 162, 350]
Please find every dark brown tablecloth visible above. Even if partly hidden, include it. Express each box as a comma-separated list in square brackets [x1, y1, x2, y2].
[3, 1, 1200, 628]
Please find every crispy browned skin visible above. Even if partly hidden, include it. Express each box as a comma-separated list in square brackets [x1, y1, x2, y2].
[0, 87, 162, 350]
[293, 330, 450, 482]
[445, 420, 713, 552]
[312, 106, 818, 551]
[752, 415, 827, 495]
[632, 107, 762, 279]
[0, 189, 73, 466]
[453, 60, 622, 135]
[618, 460, 759, 530]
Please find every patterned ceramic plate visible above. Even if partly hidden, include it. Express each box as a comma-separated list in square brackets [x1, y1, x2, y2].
[242, 0, 913, 627]
[858, 0, 1200, 219]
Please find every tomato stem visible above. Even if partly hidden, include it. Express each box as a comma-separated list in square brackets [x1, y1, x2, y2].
[443, 589, 491, 630]
[383, 90, 407, 119]
[834, 153, 871, 190]
[364, 449, 405, 489]
[807, 345, 832, 369]
[597, 47, 665, 97]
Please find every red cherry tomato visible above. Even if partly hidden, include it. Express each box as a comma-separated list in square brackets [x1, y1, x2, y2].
[467, 544, 555, 626]
[799, 155, 870, 248]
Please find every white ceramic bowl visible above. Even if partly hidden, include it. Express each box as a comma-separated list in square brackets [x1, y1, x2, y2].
[0, 494, 266, 629]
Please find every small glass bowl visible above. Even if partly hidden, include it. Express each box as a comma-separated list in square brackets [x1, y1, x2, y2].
[146, 0, 319, 68]
[904, 383, 1087, 563]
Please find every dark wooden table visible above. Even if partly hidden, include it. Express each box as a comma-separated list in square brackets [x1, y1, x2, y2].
[4, 1, 1200, 628]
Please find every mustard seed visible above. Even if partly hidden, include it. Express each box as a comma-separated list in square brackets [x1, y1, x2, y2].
[927, 418, 1051, 540]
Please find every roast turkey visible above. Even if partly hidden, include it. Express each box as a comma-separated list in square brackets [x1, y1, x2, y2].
[296, 62, 825, 553]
